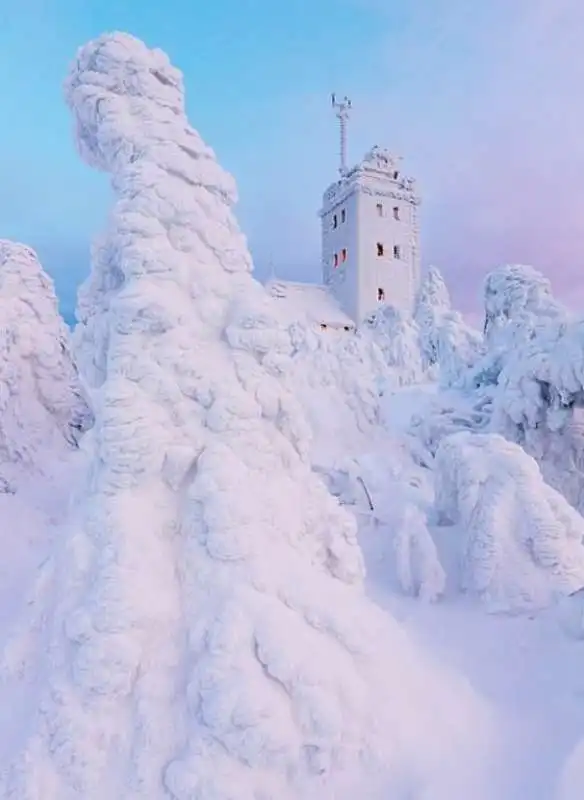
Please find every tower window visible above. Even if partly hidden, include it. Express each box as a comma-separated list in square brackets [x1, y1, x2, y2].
[341, 208, 346, 223]
[377, 288, 385, 302]
[333, 253, 339, 268]
[393, 170, 399, 180]
[393, 206, 400, 220]
[376, 243, 384, 257]
[393, 244, 401, 259]
[332, 214, 338, 229]
[341, 248, 347, 262]
[376, 203, 383, 217]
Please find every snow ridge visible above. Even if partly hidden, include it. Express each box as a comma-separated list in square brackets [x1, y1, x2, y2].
[0, 240, 92, 491]
[0, 32, 495, 800]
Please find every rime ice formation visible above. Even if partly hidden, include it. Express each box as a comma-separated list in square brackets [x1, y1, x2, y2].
[414, 266, 483, 388]
[0, 240, 92, 490]
[434, 431, 584, 611]
[364, 304, 425, 387]
[0, 32, 496, 800]
[483, 264, 567, 346]
[481, 268, 584, 511]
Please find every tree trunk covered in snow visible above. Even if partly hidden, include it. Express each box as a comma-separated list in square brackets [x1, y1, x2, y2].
[0, 33, 494, 800]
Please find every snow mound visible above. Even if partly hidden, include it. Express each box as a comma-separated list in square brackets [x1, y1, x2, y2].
[414, 266, 483, 388]
[434, 431, 584, 612]
[0, 240, 92, 490]
[0, 32, 496, 800]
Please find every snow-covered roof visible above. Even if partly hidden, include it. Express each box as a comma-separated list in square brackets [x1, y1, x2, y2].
[265, 279, 355, 329]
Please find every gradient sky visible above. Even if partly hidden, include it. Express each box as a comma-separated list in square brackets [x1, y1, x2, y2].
[2, 0, 584, 322]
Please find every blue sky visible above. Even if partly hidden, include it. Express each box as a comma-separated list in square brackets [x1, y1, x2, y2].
[2, 0, 584, 322]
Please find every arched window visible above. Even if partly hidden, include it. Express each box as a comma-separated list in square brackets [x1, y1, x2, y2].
[341, 248, 347, 262]
[378, 287, 385, 302]
[333, 253, 339, 268]
[377, 243, 384, 257]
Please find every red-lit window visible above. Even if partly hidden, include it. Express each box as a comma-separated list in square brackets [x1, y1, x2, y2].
[333, 253, 339, 268]
[341, 248, 347, 262]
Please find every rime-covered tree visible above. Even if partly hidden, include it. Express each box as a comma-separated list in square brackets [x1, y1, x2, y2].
[413, 266, 483, 387]
[364, 304, 425, 387]
[0, 240, 92, 490]
[0, 33, 493, 800]
[434, 431, 584, 611]
[483, 263, 566, 345]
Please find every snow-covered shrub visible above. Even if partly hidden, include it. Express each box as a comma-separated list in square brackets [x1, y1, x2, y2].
[434, 431, 584, 612]
[414, 266, 483, 388]
[408, 389, 492, 466]
[393, 504, 445, 602]
[364, 303, 425, 387]
[0, 33, 495, 800]
[0, 240, 92, 489]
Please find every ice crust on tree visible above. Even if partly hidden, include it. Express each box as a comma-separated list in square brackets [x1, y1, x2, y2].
[0, 32, 496, 800]
[0, 240, 92, 491]
[413, 266, 483, 388]
[433, 431, 584, 612]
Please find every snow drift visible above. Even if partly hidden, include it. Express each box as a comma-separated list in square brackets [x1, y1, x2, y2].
[0, 32, 497, 800]
[434, 431, 584, 612]
[0, 240, 91, 491]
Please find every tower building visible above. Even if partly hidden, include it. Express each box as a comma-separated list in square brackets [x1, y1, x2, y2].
[319, 96, 421, 324]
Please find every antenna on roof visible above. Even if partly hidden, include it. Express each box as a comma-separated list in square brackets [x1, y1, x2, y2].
[331, 93, 352, 177]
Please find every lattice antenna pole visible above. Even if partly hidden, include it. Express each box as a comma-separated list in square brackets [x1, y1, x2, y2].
[331, 93, 352, 177]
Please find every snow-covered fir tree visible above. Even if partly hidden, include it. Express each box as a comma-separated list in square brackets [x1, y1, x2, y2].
[0, 240, 92, 491]
[414, 266, 483, 388]
[0, 32, 494, 800]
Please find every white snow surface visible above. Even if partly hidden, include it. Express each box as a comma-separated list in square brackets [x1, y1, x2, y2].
[0, 32, 502, 800]
[0, 240, 92, 491]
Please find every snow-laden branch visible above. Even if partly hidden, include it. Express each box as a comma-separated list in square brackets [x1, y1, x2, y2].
[0, 240, 92, 490]
[434, 431, 584, 611]
[0, 33, 494, 800]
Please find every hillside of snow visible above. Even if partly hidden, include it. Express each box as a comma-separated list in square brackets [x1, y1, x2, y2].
[2, 28, 584, 800]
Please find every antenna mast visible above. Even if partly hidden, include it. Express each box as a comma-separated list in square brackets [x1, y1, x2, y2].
[331, 93, 352, 177]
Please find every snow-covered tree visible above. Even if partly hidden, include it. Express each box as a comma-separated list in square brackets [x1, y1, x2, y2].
[364, 304, 425, 387]
[0, 240, 92, 490]
[413, 266, 483, 388]
[434, 431, 584, 612]
[483, 264, 566, 346]
[0, 33, 494, 800]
